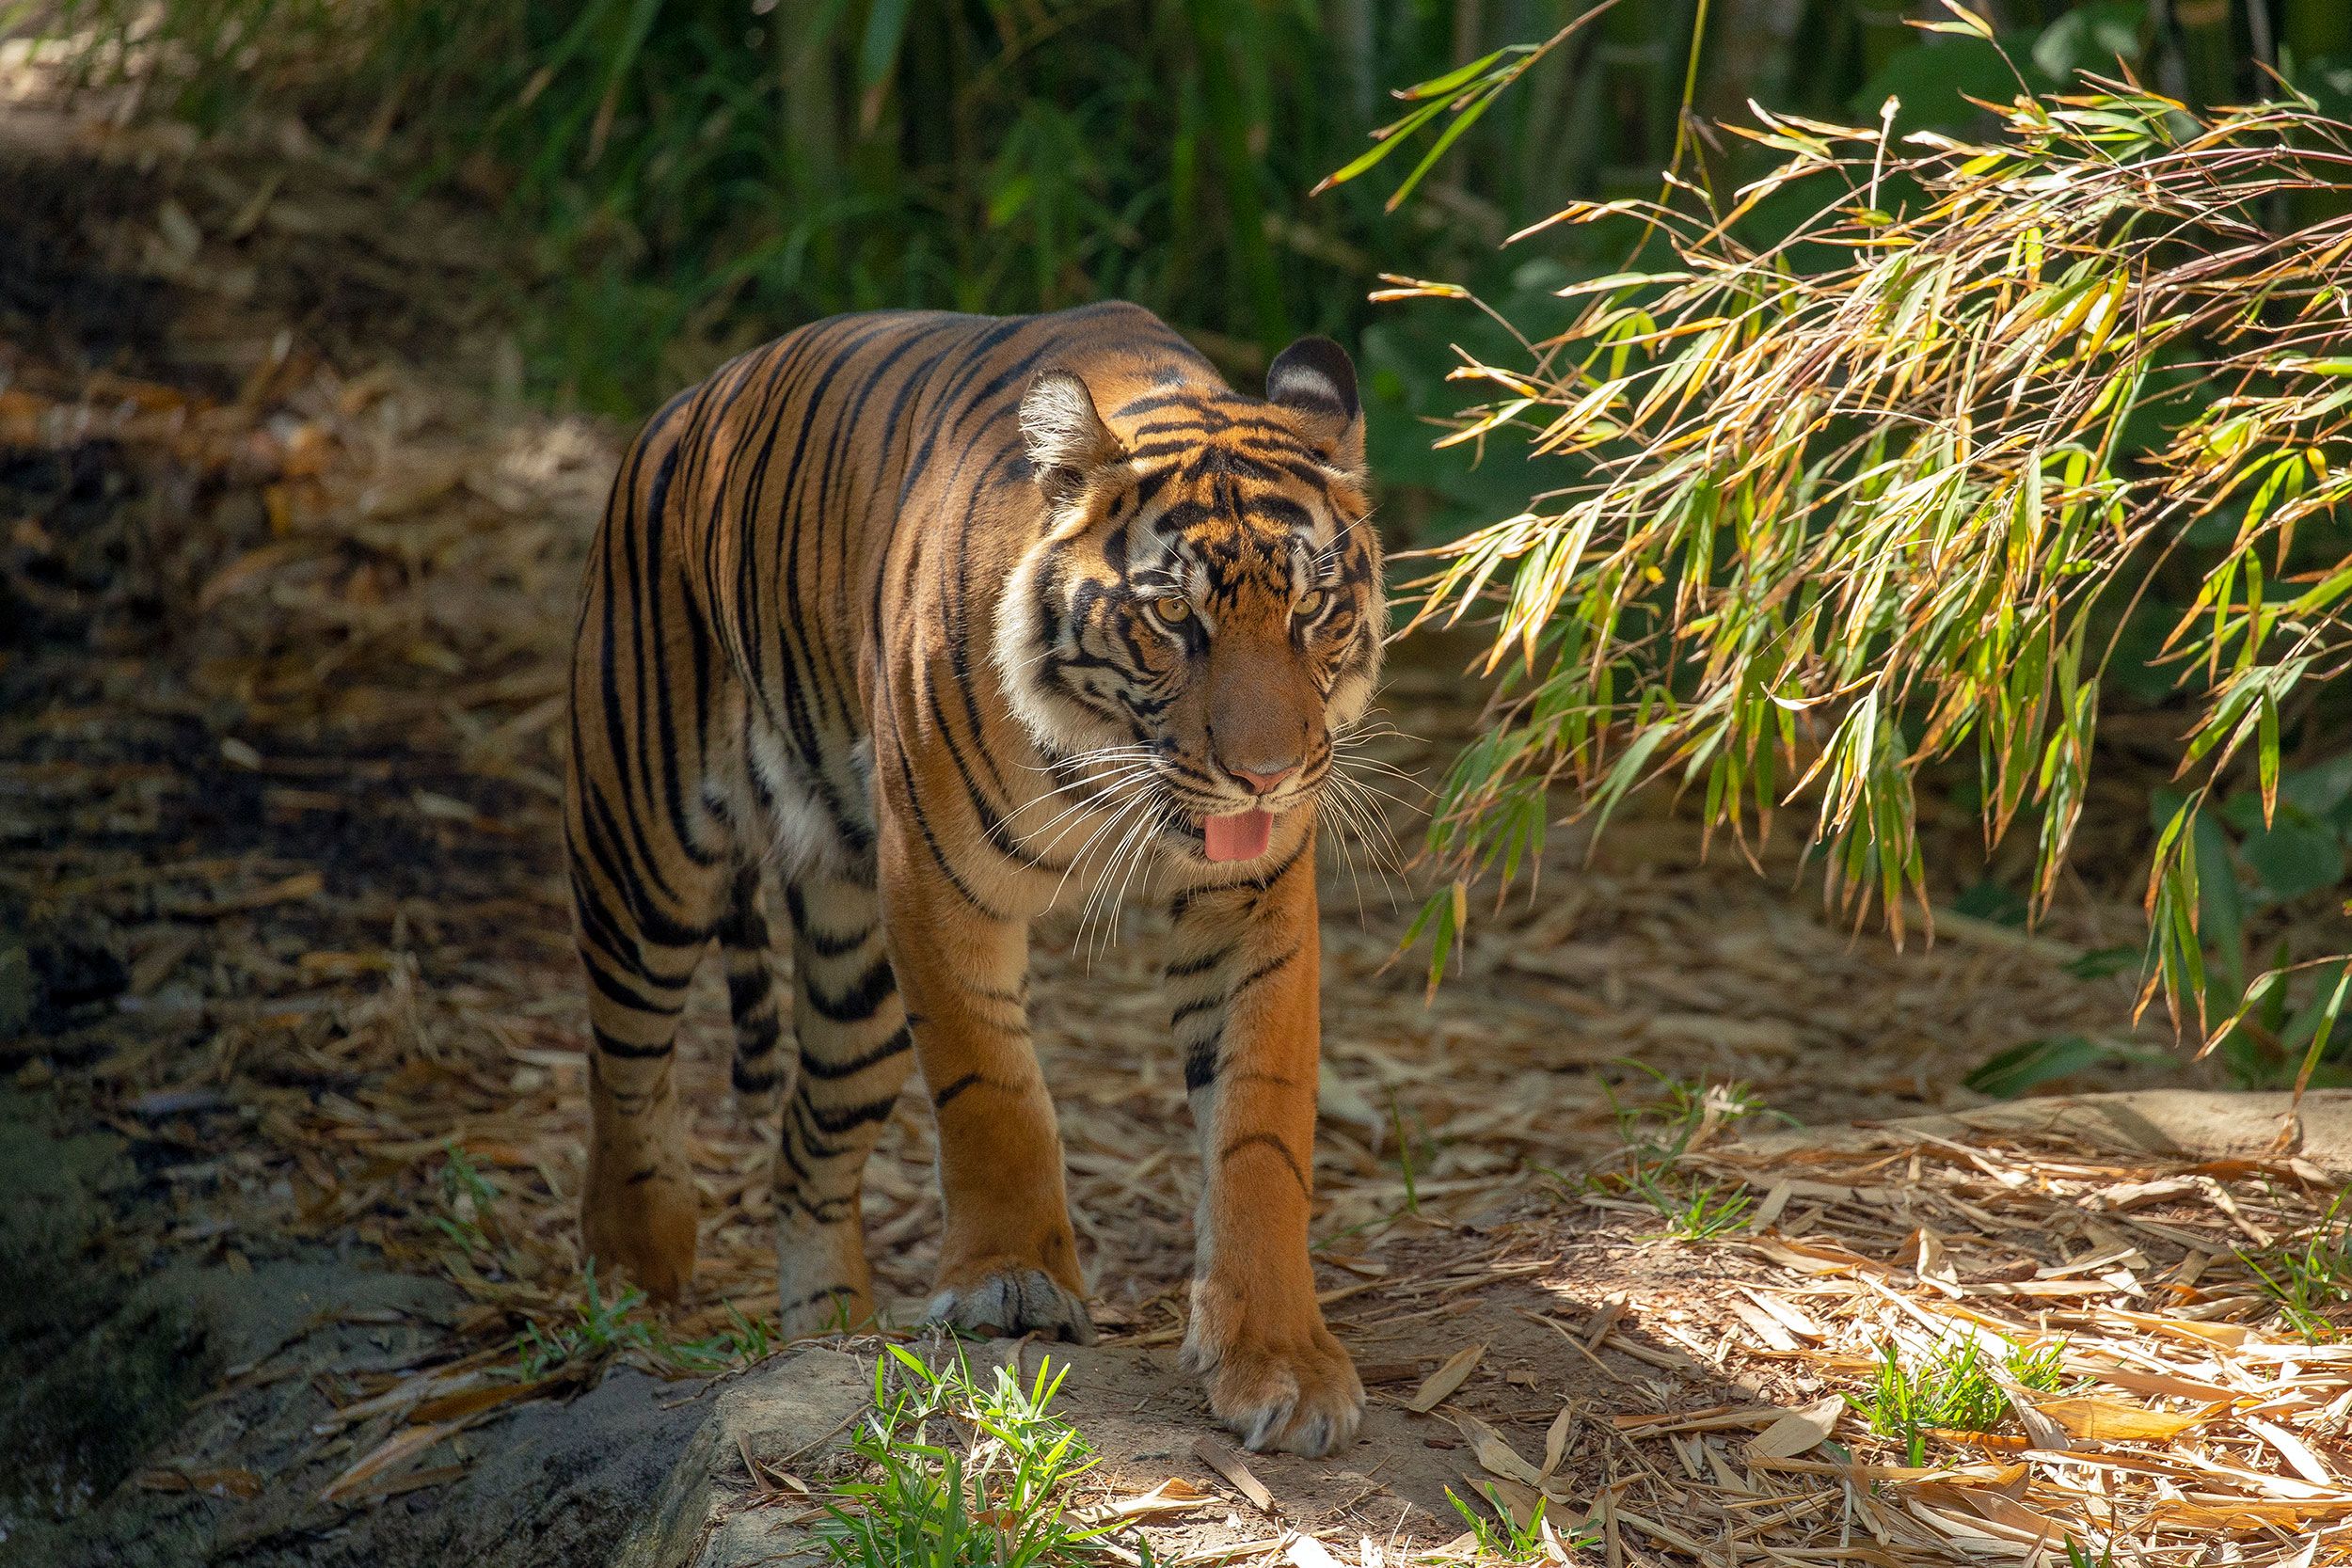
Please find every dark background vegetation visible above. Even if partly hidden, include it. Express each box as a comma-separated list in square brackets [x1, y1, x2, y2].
[49, 0, 2352, 531]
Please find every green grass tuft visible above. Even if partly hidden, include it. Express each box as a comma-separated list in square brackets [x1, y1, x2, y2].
[513, 1262, 777, 1379]
[1855, 1334, 2071, 1466]
[1443, 1481, 1594, 1564]
[2239, 1196, 2352, 1343]
[1582, 1069, 1766, 1241]
[817, 1342, 1121, 1568]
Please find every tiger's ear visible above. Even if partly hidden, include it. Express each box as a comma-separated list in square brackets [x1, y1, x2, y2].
[1019, 371, 1124, 504]
[1267, 335, 1363, 475]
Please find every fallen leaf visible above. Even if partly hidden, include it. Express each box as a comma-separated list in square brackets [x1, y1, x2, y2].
[136, 1465, 262, 1498]
[1194, 1436, 1275, 1513]
[1745, 1394, 1846, 1460]
[1405, 1341, 1486, 1414]
[1095, 1478, 1214, 1522]
[2023, 1395, 2207, 1443]
[1457, 1413, 1542, 1487]
[1284, 1534, 1344, 1568]
[1541, 1402, 1574, 1477]
[320, 1419, 460, 1503]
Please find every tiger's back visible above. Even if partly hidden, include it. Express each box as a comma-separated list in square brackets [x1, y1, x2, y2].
[567, 301, 1383, 1455]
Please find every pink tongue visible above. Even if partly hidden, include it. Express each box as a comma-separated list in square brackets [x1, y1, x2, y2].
[1203, 808, 1273, 863]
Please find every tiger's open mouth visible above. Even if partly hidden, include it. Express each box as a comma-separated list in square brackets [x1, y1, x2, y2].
[1200, 807, 1274, 863]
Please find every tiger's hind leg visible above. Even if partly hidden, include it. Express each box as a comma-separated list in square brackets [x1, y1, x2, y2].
[771, 870, 915, 1338]
[572, 839, 729, 1303]
[567, 399, 738, 1302]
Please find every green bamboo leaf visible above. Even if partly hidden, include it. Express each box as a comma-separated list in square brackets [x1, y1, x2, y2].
[1385, 85, 1503, 213]
[2293, 966, 2352, 1099]
[1392, 46, 1520, 102]
[1313, 98, 1448, 192]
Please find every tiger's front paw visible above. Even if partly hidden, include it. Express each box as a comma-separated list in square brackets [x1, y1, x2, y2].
[928, 1258, 1096, 1344]
[1183, 1282, 1363, 1456]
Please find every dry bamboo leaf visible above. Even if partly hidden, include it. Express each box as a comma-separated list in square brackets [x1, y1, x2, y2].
[135, 1465, 263, 1498]
[1457, 1413, 1543, 1487]
[1194, 1436, 1276, 1514]
[1751, 1180, 1795, 1229]
[2009, 1398, 2071, 1453]
[1747, 1236, 1881, 1276]
[2243, 1417, 2336, 1487]
[1541, 1402, 1574, 1478]
[1097, 1478, 1214, 1522]
[407, 1375, 553, 1424]
[1612, 1508, 1711, 1555]
[1746, 1394, 1846, 1460]
[1729, 1297, 1802, 1351]
[1405, 1341, 1486, 1413]
[319, 1419, 460, 1503]
[2022, 1394, 2209, 1442]
[1907, 1499, 2043, 1552]
[1612, 1404, 1787, 1434]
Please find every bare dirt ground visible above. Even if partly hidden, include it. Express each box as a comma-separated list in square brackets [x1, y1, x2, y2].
[9, 71, 2351, 1568]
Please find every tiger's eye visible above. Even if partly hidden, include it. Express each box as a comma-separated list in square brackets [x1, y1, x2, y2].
[1152, 596, 1191, 626]
[1294, 588, 1327, 620]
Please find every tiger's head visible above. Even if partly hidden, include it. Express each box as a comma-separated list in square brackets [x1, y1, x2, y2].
[994, 337, 1385, 866]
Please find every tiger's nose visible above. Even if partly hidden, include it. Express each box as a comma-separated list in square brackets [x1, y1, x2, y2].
[1228, 760, 1296, 796]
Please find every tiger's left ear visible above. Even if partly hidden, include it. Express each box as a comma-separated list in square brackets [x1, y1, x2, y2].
[1267, 335, 1363, 476]
[1019, 370, 1125, 506]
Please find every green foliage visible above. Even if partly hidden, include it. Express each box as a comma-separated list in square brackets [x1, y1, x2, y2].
[433, 1137, 498, 1256]
[817, 1343, 1117, 1568]
[1587, 1068, 1764, 1240]
[2238, 1195, 2352, 1342]
[513, 1262, 778, 1378]
[1443, 1481, 1593, 1563]
[2168, 761, 2352, 1085]
[1394, 55, 2352, 1063]
[1962, 1035, 2165, 1099]
[43, 0, 1491, 414]
[1856, 1334, 2071, 1465]
[47, 0, 2317, 467]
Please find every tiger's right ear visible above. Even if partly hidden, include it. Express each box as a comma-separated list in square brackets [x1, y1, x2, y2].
[1019, 371, 1125, 505]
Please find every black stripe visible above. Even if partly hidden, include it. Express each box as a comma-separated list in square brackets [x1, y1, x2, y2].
[1219, 1132, 1310, 1195]
[800, 1023, 914, 1081]
[932, 1070, 982, 1109]
[594, 1025, 674, 1061]
[803, 952, 897, 1022]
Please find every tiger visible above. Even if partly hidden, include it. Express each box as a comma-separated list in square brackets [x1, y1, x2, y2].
[564, 301, 1384, 1455]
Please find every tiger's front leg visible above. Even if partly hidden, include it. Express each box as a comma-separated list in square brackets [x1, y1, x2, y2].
[1168, 831, 1362, 1455]
[878, 811, 1094, 1343]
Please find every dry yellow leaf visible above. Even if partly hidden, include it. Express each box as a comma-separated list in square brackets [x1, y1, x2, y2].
[1405, 1341, 1486, 1414]
[1457, 1413, 1543, 1487]
[2025, 1395, 2207, 1443]
[1746, 1394, 1846, 1460]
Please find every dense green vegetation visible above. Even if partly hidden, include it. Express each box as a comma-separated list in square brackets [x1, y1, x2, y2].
[44, 1, 2351, 524]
